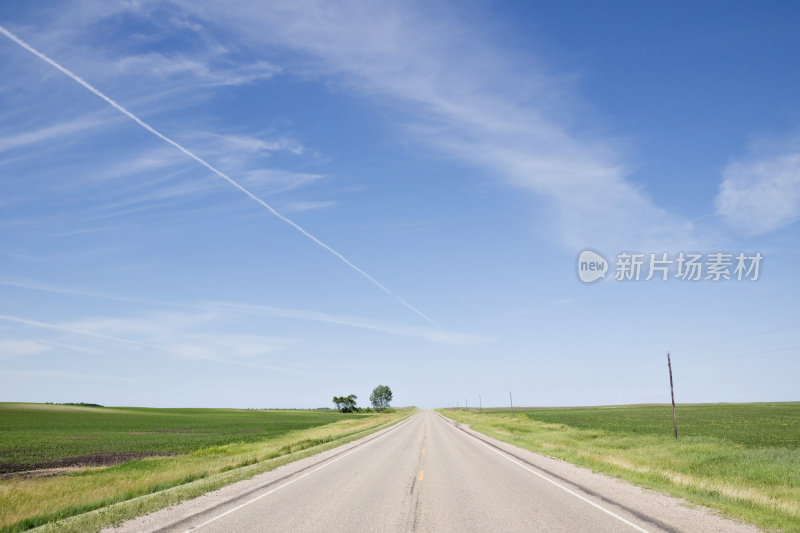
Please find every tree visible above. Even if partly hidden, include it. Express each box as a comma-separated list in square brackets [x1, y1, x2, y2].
[332, 394, 358, 413]
[370, 385, 392, 411]
[343, 394, 358, 412]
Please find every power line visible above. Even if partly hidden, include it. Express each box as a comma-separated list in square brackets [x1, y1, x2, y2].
[610, 321, 800, 378]
[668, 323, 800, 355]
[621, 345, 800, 381]
[680, 345, 800, 367]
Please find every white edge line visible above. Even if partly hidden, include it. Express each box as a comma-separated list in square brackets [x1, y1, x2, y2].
[471, 435, 651, 533]
[183, 415, 415, 531]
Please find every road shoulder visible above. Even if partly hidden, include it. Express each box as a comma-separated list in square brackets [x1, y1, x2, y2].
[436, 411, 764, 533]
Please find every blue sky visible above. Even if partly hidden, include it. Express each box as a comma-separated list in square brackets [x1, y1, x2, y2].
[1, 1, 799, 408]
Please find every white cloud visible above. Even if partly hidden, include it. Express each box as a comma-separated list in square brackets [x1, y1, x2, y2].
[94, 146, 189, 180]
[716, 143, 800, 235]
[195, 132, 305, 157]
[169, 334, 289, 361]
[58, 312, 292, 364]
[239, 168, 325, 193]
[2, 1, 280, 94]
[0, 278, 491, 346]
[0, 115, 113, 152]
[0, 339, 51, 357]
[206, 301, 492, 346]
[112, 52, 280, 86]
[282, 200, 335, 213]
[0, 311, 296, 372]
[5, 369, 141, 382]
[170, 0, 696, 251]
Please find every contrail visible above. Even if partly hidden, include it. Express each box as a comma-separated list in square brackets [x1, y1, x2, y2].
[0, 25, 441, 330]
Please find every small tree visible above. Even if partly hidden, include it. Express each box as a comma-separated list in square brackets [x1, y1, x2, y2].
[343, 394, 358, 413]
[333, 394, 358, 413]
[370, 385, 392, 411]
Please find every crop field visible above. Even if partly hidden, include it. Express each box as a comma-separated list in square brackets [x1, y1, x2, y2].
[0, 403, 410, 532]
[0, 403, 363, 470]
[494, 402, 800, 447]
[441, 403, 800, 532]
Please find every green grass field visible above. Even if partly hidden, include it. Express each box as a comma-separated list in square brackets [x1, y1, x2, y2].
[441, 403, 800, 533]
[0, 403, 411, 532]
[0, 403, 363, 469]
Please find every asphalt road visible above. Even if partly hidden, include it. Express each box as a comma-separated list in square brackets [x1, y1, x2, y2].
[108, 410, 763, 533]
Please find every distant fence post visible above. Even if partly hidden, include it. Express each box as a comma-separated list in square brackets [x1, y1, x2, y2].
[668, 352, 678, 439]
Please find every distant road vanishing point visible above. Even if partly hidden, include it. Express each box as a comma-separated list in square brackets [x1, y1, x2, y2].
[106, 410, 763, 533]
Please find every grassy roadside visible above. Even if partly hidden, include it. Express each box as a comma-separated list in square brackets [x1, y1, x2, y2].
[439, 404, 799, 533]
[1, 406, 414, 532]
[0, 403, 368, 468]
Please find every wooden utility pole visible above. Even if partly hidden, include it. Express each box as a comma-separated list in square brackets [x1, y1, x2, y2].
[667, 352, 678, 439]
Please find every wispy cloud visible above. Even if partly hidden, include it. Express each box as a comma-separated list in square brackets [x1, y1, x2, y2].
[198, 132, 305, 156]
[0, 24, 440, 328]
[62, 311, 293, 361]
[173, 0, 696, 251]
[112, 52, 280, 86]
[1, 1, 280, 97]
[184, 132, 319, 194]
[281, 200, 335, 213]
[716, 136, 800, 235]
[239, 169, 325, 194]
[0, 115, 113, 152]
[0, 313, 170, 352]
[91, 146, 190, 181]
[0, 276, 180, 305]
[205, 301, 492, 346]
[0, 311, 302, 373]
[0, 339, 51, 358]
[0, 277, 490, 345]
[4, 369, 142, 383]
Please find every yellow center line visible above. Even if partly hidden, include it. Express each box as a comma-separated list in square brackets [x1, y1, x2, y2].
[418, 470, 424, 481]
[422, 448, 426, 454]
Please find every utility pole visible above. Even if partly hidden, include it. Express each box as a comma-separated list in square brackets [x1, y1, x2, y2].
[479, 394, 482, 413]
[668, 352, 678, 439]
[509, 392, 513, 414]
